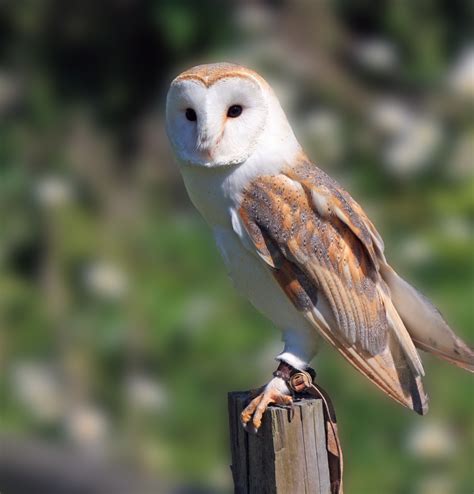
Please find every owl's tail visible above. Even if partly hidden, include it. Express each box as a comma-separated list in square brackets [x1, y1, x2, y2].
[381, 264, 474, 372]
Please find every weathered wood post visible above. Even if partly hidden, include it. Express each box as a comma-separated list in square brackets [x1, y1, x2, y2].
[228, 391, 335, 494]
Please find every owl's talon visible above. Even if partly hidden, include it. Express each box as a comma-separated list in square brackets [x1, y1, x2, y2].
[240, 378, 292, 433]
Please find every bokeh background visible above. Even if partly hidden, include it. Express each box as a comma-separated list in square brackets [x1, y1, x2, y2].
[0, 1, 473, 493]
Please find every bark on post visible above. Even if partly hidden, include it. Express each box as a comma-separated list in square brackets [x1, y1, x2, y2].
[228, 391, 332, 494]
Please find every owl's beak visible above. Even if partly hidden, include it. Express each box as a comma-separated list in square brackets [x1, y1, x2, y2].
[196, 114, 218, 161]
[196, 134, 212, 160]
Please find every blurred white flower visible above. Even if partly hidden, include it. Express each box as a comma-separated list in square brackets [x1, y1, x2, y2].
[406, 420, 456, 460]
[440, 217, 471, 241]
[354, 38, 398, 72]
[304, 110, 341, 139]
[448, 46, 474, 101]
[416, 474, 455, 494]
[65, 404, 109, 449]
[383, 116, 442, 176]
[399, 236, 434, 264]
[449, 132, 474, 180]
[35, 176, 74, 208]
[369, 99, 412, 135]
[11, 362, 64, 421]
[303, 109, 343, 162]
[183, 294, 217, 331]
[125, 373, 167, 412]
[83, 261, 128, 299]
[371, 99, 442, 175]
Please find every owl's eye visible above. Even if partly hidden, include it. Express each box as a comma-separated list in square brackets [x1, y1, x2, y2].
[227, 105, 243, 118]
[185, 108, 197, 121]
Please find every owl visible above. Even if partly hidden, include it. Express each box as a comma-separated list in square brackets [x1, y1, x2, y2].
[166, 63, 473, 433]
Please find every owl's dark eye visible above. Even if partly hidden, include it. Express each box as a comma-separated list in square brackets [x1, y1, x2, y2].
[227, 105, 243, 118]
[185, 108, 197, 121]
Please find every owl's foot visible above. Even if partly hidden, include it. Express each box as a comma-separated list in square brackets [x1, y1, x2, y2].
[240, 377, 292, 434]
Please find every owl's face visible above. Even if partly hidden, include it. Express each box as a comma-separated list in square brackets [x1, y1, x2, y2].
[166, 63, 270, 168]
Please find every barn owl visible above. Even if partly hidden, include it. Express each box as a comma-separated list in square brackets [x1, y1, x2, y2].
[166, 63, 473, 433]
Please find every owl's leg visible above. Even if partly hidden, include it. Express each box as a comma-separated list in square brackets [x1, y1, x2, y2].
[241, 329, 319, 433]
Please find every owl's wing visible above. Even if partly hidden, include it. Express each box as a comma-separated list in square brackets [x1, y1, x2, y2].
[237, 165, 428, 414]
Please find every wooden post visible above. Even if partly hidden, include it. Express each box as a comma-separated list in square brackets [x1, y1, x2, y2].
[228, 391, 332, 494]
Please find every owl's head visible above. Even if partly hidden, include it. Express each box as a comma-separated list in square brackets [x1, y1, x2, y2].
[166, 63, 296, 168]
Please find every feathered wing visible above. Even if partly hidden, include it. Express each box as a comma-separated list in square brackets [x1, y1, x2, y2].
[239, 166, 428, 414]
[381, 264, 474, 372]
[237, 158, 473, 413]
[237, 165, 428, 414]
[287, 161, 473, 373]
[288, 163, 474, 372]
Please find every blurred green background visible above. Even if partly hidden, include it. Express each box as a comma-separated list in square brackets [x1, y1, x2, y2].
[0, 1, 473, 493]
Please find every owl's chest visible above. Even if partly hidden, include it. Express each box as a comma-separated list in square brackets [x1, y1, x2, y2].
[181, 170, 232, 227]
[212, 226, 310, 332]
[180, 161, 258, 228]
[179, 149, 293, 228]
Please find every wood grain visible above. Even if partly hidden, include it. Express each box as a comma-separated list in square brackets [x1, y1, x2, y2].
[228, 392, 331, 494]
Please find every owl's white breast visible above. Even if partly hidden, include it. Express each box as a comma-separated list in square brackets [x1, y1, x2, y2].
[213, 225, 304, 325]
[181, 158, 275, 227]
[213, 225, 321, 367]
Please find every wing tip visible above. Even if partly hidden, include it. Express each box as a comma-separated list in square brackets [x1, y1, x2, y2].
[384, 371, 429, 416]
[436, 354, 474, 373]
[414, 339, 474, 373]
[410, 377, 429, 416]
[444, 340, 474, 372]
